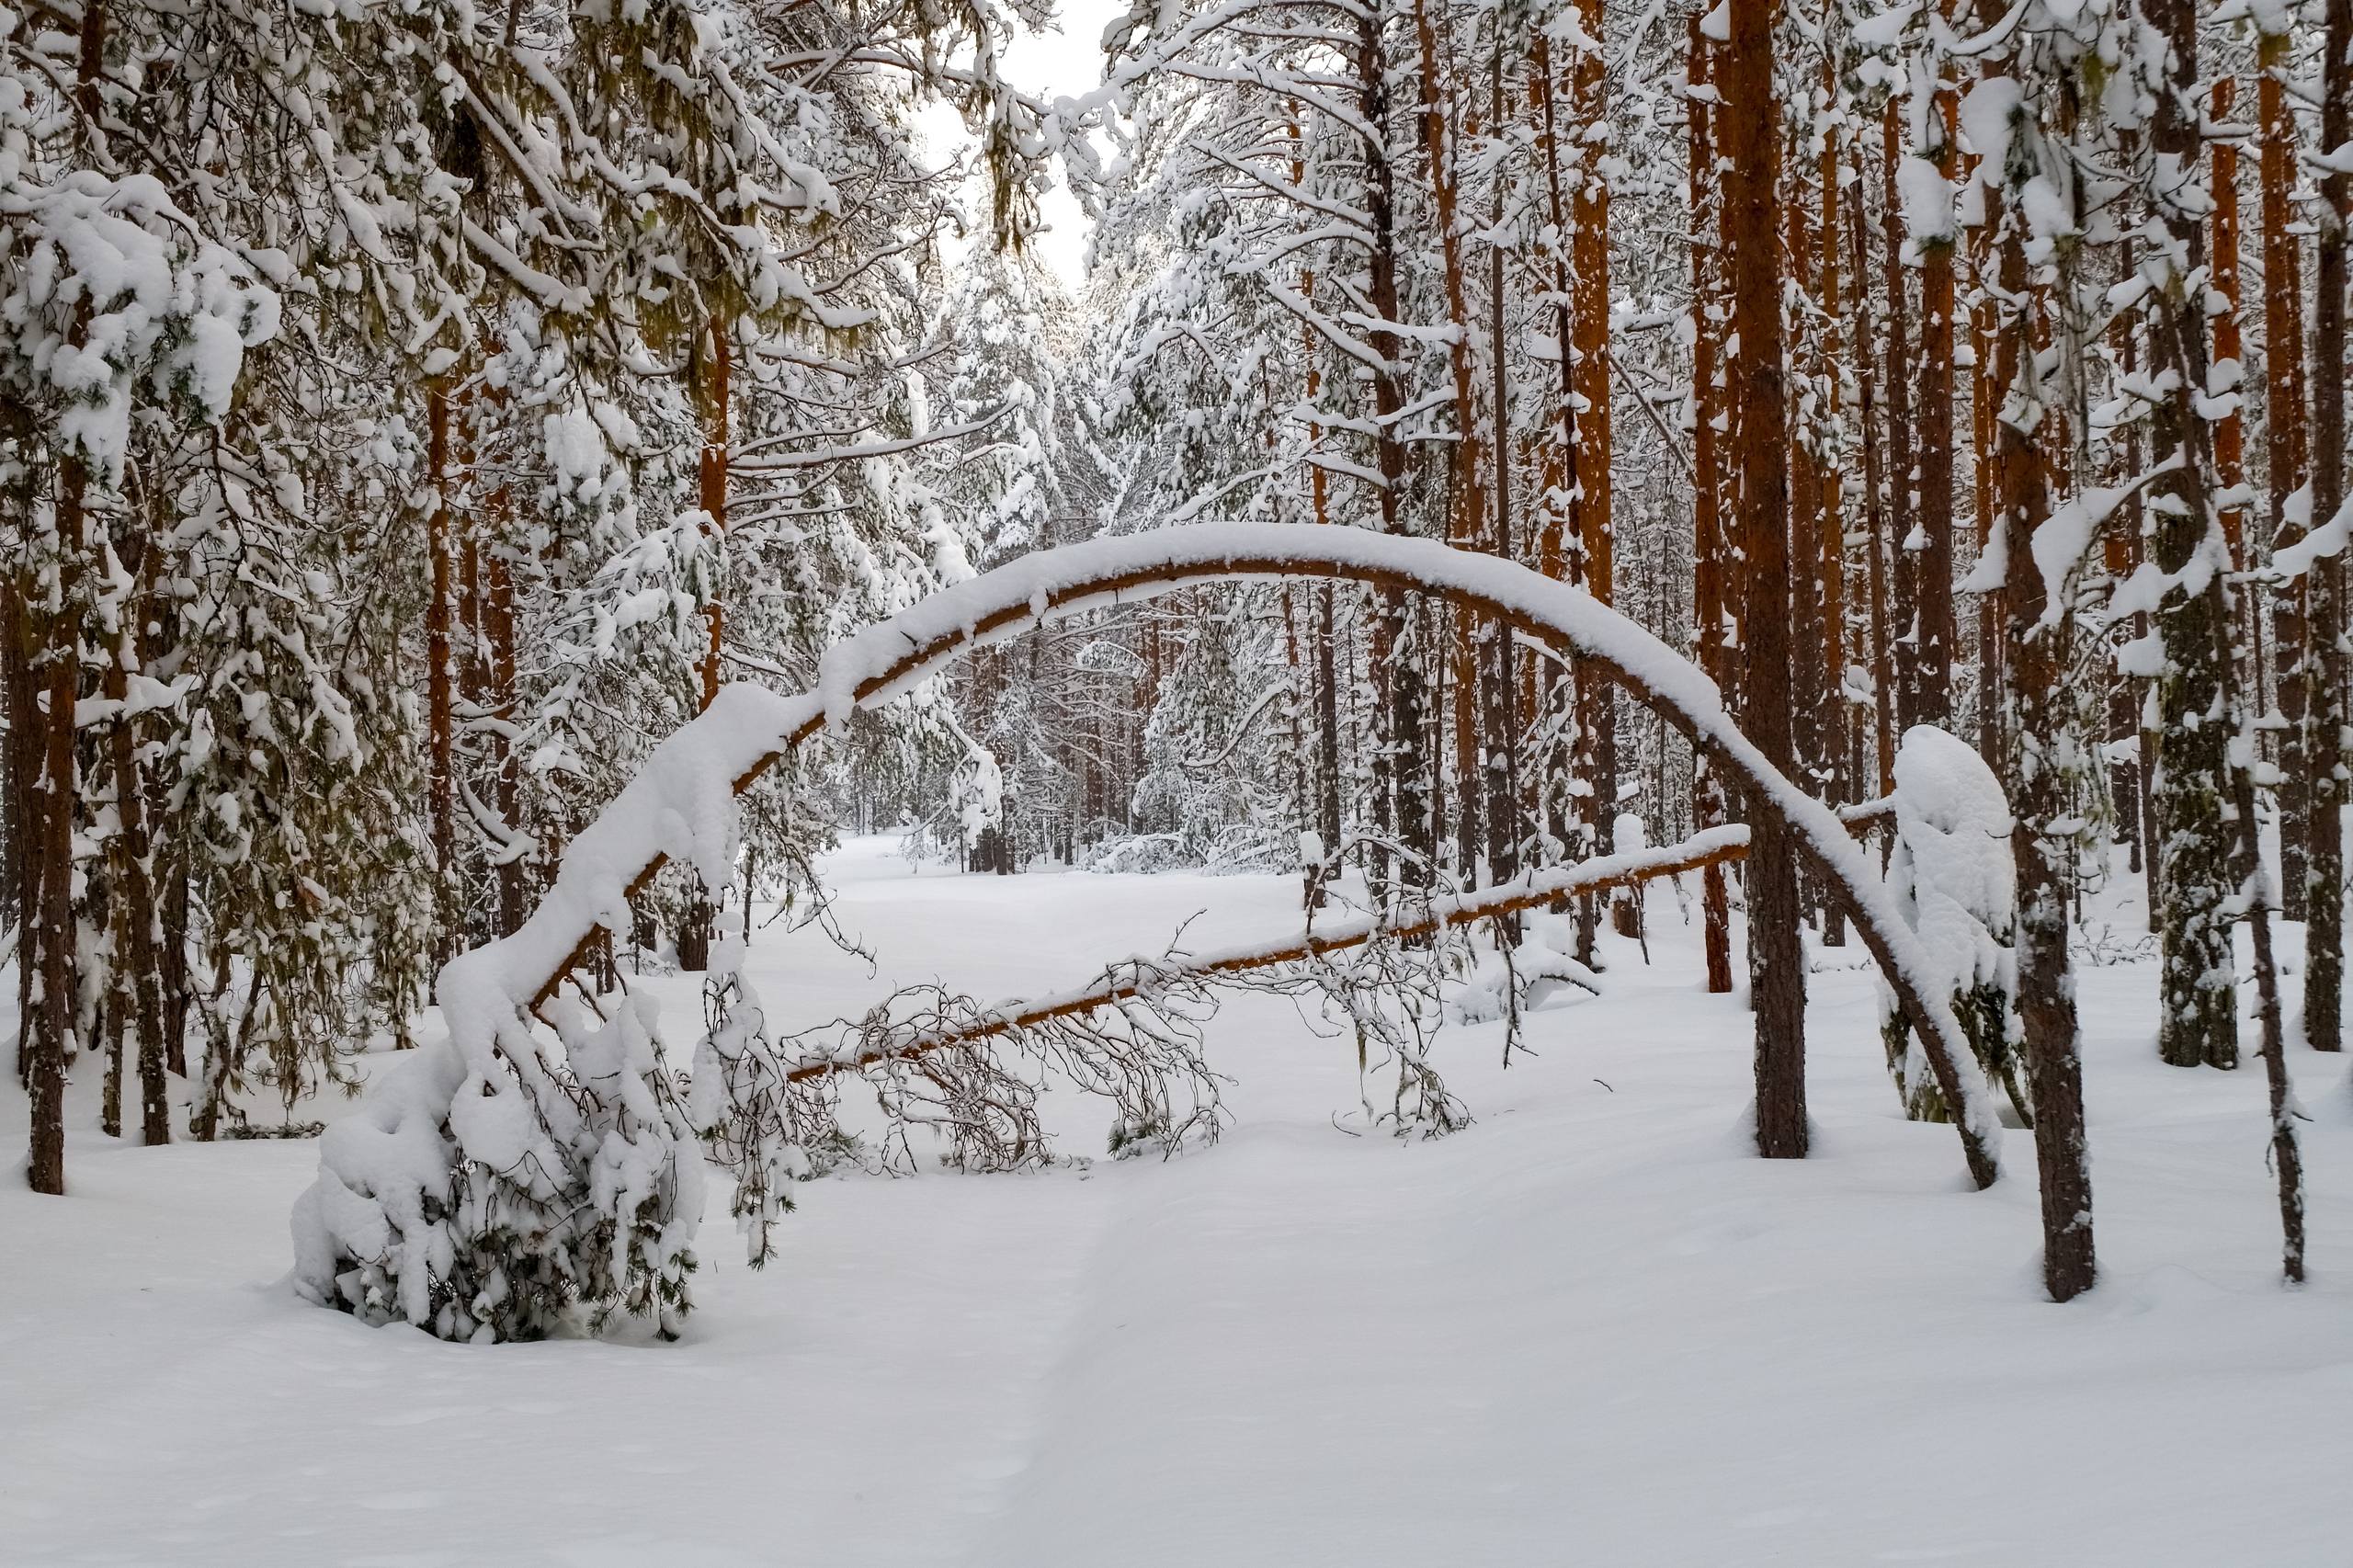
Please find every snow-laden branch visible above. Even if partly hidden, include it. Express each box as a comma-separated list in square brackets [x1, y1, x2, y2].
[727, 412, 1006, 473]
[293, 530, 2002, 1342]
[565, 528, 1997, 1164]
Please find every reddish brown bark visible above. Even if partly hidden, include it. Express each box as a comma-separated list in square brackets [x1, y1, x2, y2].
[1571, 0, 1620, 914]
[1969, 152, 2002, 768]
[2260, 28, 2311, 917]
[526, 540, 2000, 1189]
[2305, 0, 2349, 1051]
[2210, 79, 2248, 574]
[698, 315, 731, 713]
[1908, 71, 1959, 732]
[1722, 0, 1807, 1158]
[806, 819, 1885, 1082]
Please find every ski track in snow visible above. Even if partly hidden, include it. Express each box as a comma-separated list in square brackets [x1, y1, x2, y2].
[5, 835, 2352, 1565]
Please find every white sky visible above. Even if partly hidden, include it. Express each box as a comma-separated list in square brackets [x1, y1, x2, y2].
[921, 0, 1128, 288]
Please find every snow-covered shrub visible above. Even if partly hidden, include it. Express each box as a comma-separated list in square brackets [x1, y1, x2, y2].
[689, 941, 814, 1267]
[1880, 727, 2029, 1123]
[1447, 913, 1601, 1026]
[290, 694, 772, 1342]
[290, 986, 706, 1343]
[1082, 822, 1292, 875]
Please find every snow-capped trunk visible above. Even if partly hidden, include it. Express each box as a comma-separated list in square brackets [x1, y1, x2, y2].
[2141, 0, 2242, 1074]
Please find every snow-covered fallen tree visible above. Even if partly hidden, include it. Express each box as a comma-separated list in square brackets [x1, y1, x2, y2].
[291, 526, 2005, 1342]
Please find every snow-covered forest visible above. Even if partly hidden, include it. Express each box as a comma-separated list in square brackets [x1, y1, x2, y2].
[5, 0, 2351, 1552]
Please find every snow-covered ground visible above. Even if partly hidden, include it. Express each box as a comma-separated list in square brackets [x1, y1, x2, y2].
[6, 835, 2350, 1566]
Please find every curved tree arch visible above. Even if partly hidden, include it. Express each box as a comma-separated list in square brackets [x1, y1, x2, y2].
[487, 524, 2000, 1187]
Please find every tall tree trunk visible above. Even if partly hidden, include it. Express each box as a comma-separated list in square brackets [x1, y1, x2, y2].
[2144, 0, 2240, 1072]
[1847, 128, 1896, 801]
[2260, 24, 2311, 919]
[1411, 0, 1485, 881]
[697, 315, 731, 713]
[1882, 100, 1920, 744]
[1969, 169, 2003, 769]
[1688, 17, 1735, 992]
[2304, 0, 2350, 1053]
[1483, 40, 1521, 914]
[680, 315, 732, 973]
[1818, 97, 1851, 835]
[6, 572, 39, 1089]
[1786, 147, 1828, 810]
[2210, 78, 2248, 587]
[1359, 0, 1427, 901]
[426, 376, 457, 965]
[28, 444, 86, 1195]
[486, 547, 522, 937]
[1293, 192, 1347, 864]
[104, 535, 170, 1146]
[482, 362, 526, 940]
[1532, 29, 1585, 936]
[1722, 0, 1806, 1157]
[1571, 0, 1621, 936]
[1986, 152, 2095, 1301]
[2116, 224, 2163, 931]
[1908, 65, 1959, 732]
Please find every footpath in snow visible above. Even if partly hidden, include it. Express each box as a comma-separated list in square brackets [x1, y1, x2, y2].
[4, 835, 2349, 1566]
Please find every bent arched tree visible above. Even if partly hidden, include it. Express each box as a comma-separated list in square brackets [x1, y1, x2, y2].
[292, 527, 2004, 1342]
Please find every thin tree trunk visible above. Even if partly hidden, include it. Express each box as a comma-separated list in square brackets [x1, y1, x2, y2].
[104, 546, 170, 1145]
[1882, 100, 1919, 745]
[426, 376, 457, 964]
[1786, 149, 1828, 810]
[486, 545, 522, 937]
[1688, 17, 1735, 992]
[1293, 183, 1347, 863]
[1532, 29, 1584, 934]
[1483, 40, 1521, 917]
[1970, 171, 2003, 769]
[1819, 102, 1851, 949]
[6, 572, 40, 1090]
